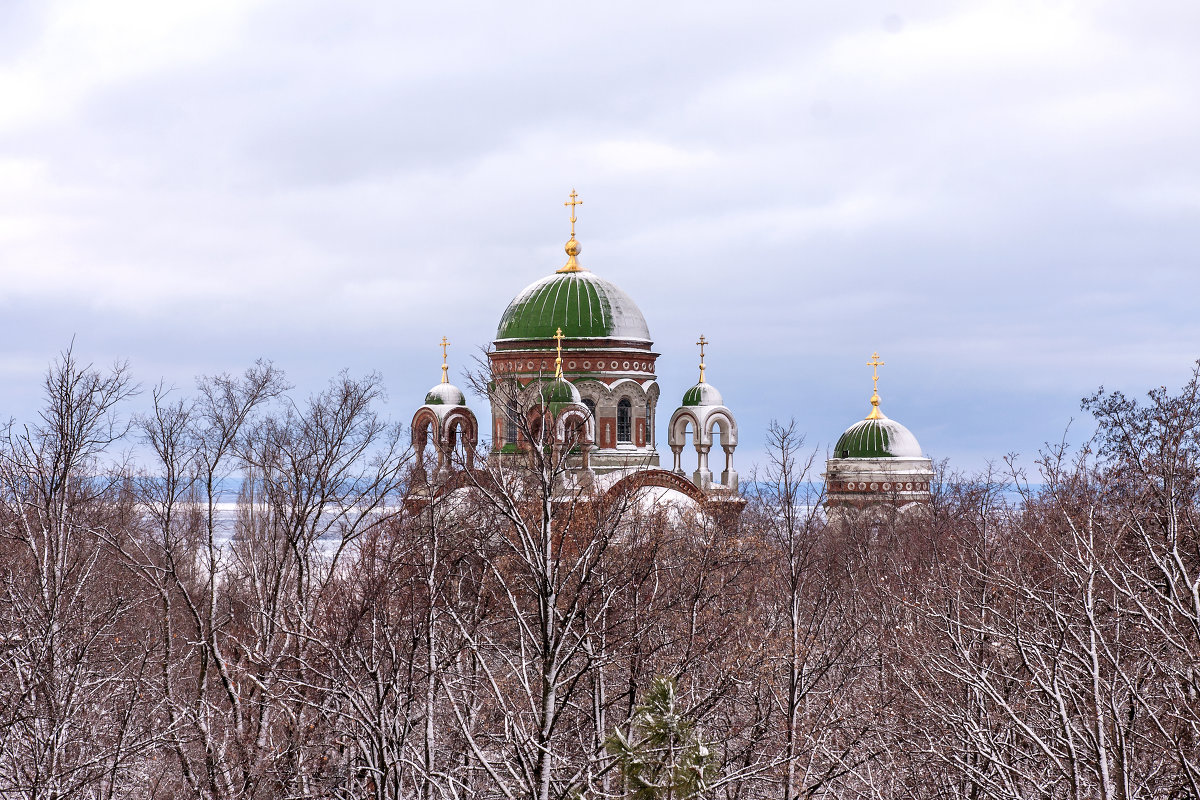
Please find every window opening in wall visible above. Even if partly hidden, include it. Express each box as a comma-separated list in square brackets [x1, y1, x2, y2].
[504, 396, 518, 445]
[617, 399, 632, 443]
[645, 399, 652, 446]
[583, 398, 596, 419]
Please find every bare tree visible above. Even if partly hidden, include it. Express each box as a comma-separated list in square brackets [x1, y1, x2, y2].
[440, 373, 636, 800]
[751, 420, 895, 800]
[0, 347, 152, 800]
[7, 347, 1200, 800]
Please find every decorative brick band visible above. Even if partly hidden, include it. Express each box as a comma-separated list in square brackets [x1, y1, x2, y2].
[492, 357, 658, 375]
[827, 480, 929, 493]
[490, 344, 658, 378]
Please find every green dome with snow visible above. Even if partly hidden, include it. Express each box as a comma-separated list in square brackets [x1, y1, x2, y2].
[538, 376, 581, 414]
[682, 382, 723, 407]
[833, 414, 923, 459]
[425, 383, 466, 406]
[496, 267, 650, 342]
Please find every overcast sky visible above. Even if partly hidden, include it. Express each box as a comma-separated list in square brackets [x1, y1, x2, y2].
[2, 0, 1198, 474]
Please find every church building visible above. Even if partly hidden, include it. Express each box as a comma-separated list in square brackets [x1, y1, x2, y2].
[823, 353, 934, 515]
[411, 191, 931, 514]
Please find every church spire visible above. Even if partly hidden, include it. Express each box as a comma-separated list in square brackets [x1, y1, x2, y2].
[866, 351, 885, 420]
[558, 189, 584, 273]
[696, 335, 708, 384]
[440, 336, 451, 384]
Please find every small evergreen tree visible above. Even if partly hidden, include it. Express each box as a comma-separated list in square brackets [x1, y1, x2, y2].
[606, 677, 716, 800]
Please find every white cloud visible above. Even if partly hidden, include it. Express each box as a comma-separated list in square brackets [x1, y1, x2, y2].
[583, 139, 717, 174]
[1, 0, 1199, 472]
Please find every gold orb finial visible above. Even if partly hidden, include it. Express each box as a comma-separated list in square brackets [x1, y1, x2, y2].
[866, 351, 885, 420]
[696, 335, 708, 384]
[558, 189, 585, 273]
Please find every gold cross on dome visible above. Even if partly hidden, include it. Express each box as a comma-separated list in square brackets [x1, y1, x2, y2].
[867, 351, 885, 387]
[866, 351, 885, 419]
[564, 189, 582, 239]
[696, 335, 708, 383]
[440, 336, 450, 384]
[553, 327, 565, 378]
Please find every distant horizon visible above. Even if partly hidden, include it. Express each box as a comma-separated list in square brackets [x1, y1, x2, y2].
[9, 336, 1093, 495]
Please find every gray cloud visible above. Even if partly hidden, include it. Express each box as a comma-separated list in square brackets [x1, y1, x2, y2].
[2, 0, 1198, 473]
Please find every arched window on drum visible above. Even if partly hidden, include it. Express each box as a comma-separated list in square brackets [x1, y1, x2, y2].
[504, 396, 518, 445]
[617, 398, 632, 444]
[645, 398, 653, 446]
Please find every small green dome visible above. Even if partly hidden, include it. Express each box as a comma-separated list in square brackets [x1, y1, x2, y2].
[682, 382, 723, 407]
[833, 415, 922, 459]
[539, 376, 582, 414]
[496, 270, 650, 341]
[540, 377, 580, 405]
[424, 383, 466, 406]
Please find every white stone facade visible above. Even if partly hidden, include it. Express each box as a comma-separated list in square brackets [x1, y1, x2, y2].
[823, 456, 934, 514]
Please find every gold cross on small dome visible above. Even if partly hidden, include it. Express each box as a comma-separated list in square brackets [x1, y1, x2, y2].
[866, 351, 885, 419]
[439, 337, 451, 384]
[696, 335, 708, 383]
[553, 327, 565, 378]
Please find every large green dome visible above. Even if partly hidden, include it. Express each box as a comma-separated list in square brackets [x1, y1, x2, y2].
[496, 270, 650, 341]
[834, 415, 923, 459]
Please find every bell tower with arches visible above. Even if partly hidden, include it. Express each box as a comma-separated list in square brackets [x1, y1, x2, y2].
[410, 338, 479, 484]
[667, 335, 739, 491]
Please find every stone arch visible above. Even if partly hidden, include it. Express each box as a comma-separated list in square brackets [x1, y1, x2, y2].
[608, 377, 647, 403]
[508, 381, 557, 448]
[641, 380, 660, 404]
[410, 407, 441, 482]
[605, 378, 651, 450]
[553, 406, 596, 478]
[573, 380, 606, 441]
[524, 407, 546, 446]
[700, 408, 738, 448]
[553, 406, 595, 446]
[667, 408, 701, 476]
[575, 378, 613, 405]
[516, 380, 548, 406]
[488, 376, 523, 448]
[443, 407, 478, 470]
[642, 380, 661, 449]
[668, 408, 701, 448]
[411, 405, 480, 483]
[665, 405, 739, 491]
[702, 408, 739, 492]
[605, 468, 707, 506]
